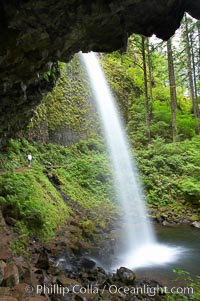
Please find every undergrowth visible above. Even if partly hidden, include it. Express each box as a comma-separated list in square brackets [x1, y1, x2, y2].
[1, 135, 200, 249]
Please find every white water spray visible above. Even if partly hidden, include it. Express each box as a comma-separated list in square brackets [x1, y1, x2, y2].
[81, 52, 183, 269]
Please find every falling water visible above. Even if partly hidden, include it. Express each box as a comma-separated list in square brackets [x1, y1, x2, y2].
[81, 52, 183, 269]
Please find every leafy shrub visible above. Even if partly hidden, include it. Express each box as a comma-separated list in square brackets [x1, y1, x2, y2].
[166, 269, 200, 301]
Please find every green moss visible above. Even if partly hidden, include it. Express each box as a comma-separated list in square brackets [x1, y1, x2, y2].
[0, 167, 70, 241]
[28, 56, 98, 143]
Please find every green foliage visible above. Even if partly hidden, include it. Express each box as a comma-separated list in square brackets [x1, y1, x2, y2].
[0, 169, 70, 240]
[101, 51, 142, 123]
[10, 239, 28, 255]
[1, 122, 200, 250]
[7, 139, 21, 155]
[166, 269, 200, 301]
[0, 138, 118, 247]
[178, 177, 200, 204]
[135, 136, 200, 219]
[177, 114, 195, 140]
[100, 29, 199, 145]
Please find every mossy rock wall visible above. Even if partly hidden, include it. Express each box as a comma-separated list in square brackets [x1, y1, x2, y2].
[28, 56, 99, 146]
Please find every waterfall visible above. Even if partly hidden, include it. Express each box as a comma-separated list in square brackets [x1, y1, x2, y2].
[80, 52, 183, 269]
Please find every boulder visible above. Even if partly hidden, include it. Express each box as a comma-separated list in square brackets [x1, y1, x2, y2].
[79, 258, 96, 271]
[116, 267, 136, 285]
[192, 221, 200, 229]
[162, 220, 172, 227]
[2, 264, 19, 287]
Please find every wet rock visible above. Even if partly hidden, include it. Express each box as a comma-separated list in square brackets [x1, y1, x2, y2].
[192, 221, 200, 228]
[81, 272, 94, 282]
[33, 269, 45, 285]
[162, 220, 172, 226]
[35, 250, 49, 270]
[83, 266, 107, 284]
[79, 258, 96, 271]
[155, 216, 164, 223]
[139, 279, 162, 287]
[137, 279, 164, 298]
[50, 257, 69, 274]
[116, 267, 136, 285]
[179, 217, 190, 224]
[2, 263, 19, 287]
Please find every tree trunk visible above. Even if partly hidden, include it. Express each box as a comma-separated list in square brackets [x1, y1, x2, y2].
[167, 38, 178, 142]
[142, 36, 151, 142]
[185, 14, 200, 133]
[197, 21, 200, 96]
[190, 33, 198, 101]
[147, 38, 153, 102]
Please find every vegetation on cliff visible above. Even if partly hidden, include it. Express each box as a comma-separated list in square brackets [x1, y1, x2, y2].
[0, 137, 117, 253]
[1, 15, 200, 248]
[27, 56, 98, 145]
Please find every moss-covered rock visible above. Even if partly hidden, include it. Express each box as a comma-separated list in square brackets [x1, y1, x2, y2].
[27, 57, 99, 145]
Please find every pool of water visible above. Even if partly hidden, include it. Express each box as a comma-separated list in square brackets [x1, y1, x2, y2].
[97, 224, 200, 286]
[127, 224, 200, 286]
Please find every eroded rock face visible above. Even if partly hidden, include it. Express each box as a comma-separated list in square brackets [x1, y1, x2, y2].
[0, 0, 199, 143]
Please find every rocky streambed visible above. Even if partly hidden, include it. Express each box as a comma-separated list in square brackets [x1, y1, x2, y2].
[1, 199, 200, 301]
[0, 209, 173, 301]
[0, 247, 166, 301]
